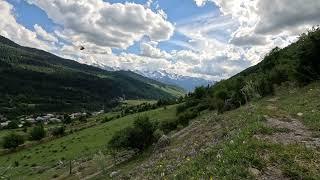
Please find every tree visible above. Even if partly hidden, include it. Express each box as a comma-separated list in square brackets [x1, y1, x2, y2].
[51, 126, 65, 136]
[2, 133, 25, 149]
[108, 116, 156, 151]
[194, 86, 207, 99]
[30, 125, 46, 140]
[6, 121, 19, 129]
[63, 114, 72, 124]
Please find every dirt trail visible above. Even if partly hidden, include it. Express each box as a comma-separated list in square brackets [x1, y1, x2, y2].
[255, 117, 320, 149]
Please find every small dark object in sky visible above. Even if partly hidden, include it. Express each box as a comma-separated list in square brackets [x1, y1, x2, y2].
[80, 46, 85, 50]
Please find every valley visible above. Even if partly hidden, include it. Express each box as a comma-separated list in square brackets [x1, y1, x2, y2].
[0, 1, 319, 179]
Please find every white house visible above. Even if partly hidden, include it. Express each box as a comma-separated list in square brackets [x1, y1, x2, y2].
[49, 118, 61, 123]
[36, 117, 45, 122]
[26, 118, 36, 123]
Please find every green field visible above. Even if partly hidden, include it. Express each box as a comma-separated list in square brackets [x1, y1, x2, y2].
[0, 104, 178, 179]
[123, 99, 157, 106]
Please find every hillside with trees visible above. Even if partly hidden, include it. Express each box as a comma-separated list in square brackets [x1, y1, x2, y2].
[0, 36, 185, 118]
[181, 27, 320, 114]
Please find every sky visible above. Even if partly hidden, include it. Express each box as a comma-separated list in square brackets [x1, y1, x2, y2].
[1, 0, 320, 80]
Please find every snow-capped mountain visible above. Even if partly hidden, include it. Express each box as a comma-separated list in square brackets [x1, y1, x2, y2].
[135, 70, 215, 92]
[90, 63, 214, 92]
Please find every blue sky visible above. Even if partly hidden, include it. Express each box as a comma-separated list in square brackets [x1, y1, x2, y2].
[1, 0, 320, 80]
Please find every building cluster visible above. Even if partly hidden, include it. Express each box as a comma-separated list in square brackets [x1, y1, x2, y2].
[0, 109, 104, 129]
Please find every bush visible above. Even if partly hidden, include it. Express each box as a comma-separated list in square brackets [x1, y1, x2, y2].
[159, 119, 178, 134]
[153, 129, 164, 140]
[6, 121, 19, 129]
[108, 116, 156, 151]
[177, 110, 198, 126]
[2, 133, 25, 149]
[176, 104, 187, 114]
[63, 114, 72, 124]
[101, 116, 114, 123]
[51, 126, 65, 136]
[30, 125, 46, 141]
[79, 116, 87, 123]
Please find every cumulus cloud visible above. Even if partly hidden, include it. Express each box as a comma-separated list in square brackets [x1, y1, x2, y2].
[34, 24, 58, 43]
[27, 0, 174, 50]
[0, 1, 53, 51]
[188, 0, 320, 79]
[255, 0, 320, 34]
[140, 42, 171, 59]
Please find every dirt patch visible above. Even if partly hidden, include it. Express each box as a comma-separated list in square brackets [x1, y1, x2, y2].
[260, 166, 290, 180]
[255, 117, 320, 149]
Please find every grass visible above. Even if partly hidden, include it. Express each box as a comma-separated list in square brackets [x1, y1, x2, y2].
[123, 99, 157, 106]
[117, 82, 320, 179]
[170, 83, 320, 179]
[0, 104, 178, 179]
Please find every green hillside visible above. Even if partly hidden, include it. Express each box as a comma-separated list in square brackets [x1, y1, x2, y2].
[183, 27, 320, 114]
[0, 36, 185, 118]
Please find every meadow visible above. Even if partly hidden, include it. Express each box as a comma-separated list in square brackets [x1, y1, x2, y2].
[0, 104, 178, 179]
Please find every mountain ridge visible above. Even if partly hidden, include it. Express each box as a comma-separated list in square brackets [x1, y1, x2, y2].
[0, 35, 184, 118]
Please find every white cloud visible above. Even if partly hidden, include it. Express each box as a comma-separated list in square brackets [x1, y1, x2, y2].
[140, 42, 171, 59]
[189, 0, 320, 79]
[145, 0, 153, 8]
[34, 24, 58, 43]
[0, 1, 53, 51]
[255, 0, 320, 34]
[194, 0, 207, 7]
[27, 0, 174, 50]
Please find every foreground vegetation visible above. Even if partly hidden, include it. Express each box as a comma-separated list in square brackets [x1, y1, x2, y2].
[111, 82, 320, 179]
[0, 105, 178, 179]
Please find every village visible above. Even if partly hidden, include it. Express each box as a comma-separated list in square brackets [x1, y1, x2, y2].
[0, 110, 104, 130]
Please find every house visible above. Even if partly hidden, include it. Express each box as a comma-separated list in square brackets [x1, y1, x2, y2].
[0, 114, 7, 121]
[0, 121, 11, 127]
[36, 117, 45, 122]
[26, 118, 36, 123]
[70, 113, 82, 119]
[46, 114, 55, 118]
[0, 122, 8, 127]
[49, 118, 61, 123]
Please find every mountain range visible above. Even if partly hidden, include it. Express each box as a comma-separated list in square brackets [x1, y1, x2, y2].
[134, 70, 215, 92]
[93, 63, 214, 92]
[0, 36, 185, 118]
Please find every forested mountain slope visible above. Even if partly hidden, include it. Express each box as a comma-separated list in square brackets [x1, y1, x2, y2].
[0, 36, 184, 118]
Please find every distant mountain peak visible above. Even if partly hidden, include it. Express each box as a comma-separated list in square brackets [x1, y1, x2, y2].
[134, 70, 215, 92]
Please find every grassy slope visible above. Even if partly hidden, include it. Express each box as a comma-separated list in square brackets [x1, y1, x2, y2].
[115, 82, 320, 179]
[0, 105, 178, 179]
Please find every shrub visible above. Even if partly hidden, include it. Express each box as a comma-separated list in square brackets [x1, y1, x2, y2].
[159, 119, 178, 134]
[63, 114, 72, 124]
[108, 116, 156, 151]
[79, 116, 87, 123]
[6, 121, 19, 129]
[30, 125, 46, 141]
[176, 104, 187, 114]
[153, 129, 164, 140]
[51, 126, 65, 136]
[177, 110, 198, 126]
[101, 116, 114, 123]
[2, 133, 25, 149]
